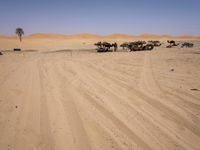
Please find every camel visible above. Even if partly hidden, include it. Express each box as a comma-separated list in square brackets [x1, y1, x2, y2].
[95, 42, 117, 52]
[181, 42, 194, 48]
[94, 42, 102, 48]
[167, 40, 175, 45]
[167, 40, 179, 46]
[166, 40, 179, 48]
[120, 41, 147, 51]
[120, 42, 129, 50]
[148, 40, 162, 47]
[143, 44, 154, 50]
[102, 42, 113, 50]
[126, 41, 154, 51]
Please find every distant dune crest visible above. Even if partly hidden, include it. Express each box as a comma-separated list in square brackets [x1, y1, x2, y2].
[0, 33, 200, 39]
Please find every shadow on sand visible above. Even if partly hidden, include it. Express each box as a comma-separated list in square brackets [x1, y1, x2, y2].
[43, 49, 96, 54]
[1, 49, 38, 53]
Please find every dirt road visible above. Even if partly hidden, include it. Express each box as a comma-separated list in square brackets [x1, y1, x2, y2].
[0, 48, 200, 150]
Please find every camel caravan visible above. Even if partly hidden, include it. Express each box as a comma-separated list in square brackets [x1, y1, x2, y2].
[94, 40, 195, 52]
[166, 40, 194, 48]
[94, 42, 118, 52]
[181, 42, 194, 48]
[94, 40, 162, 52]
[0, 40, 195, 55]
[120, 41, 154, 51]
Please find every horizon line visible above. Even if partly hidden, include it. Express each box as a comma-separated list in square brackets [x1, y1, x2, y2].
[1, 33, 200, 37]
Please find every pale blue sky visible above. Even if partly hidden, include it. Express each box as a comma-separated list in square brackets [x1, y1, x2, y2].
[0, 0, 200, 36]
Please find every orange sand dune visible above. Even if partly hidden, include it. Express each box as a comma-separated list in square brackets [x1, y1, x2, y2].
[1, 33, 200, 40]
[139, 34, 200, 40]
[29, 33, 101, 39]
[104, 34, 135, 39]
[175, 35, 200, 39]
[139, 34, 163, 39]
[29, 33, 69, 39]
[70, 34, 101, 39]
[29, 33, 200, 40]
[139, 34, 177, 39]
[0, 36, 18, 39]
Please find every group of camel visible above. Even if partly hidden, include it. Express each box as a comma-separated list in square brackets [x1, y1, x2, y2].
[166, 40, 180, 48]
[0, 41, 195, 55]
[120, 41, 156, 51]
[166, 40, 194, 48]
[181, 42, 194, 48]
[95, 40, 162, 52]
[94, 42, 118, 52]
[94, 40, 194, 52]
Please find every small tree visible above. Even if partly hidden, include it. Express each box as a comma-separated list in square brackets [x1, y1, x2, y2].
[15, 28, 24, 42]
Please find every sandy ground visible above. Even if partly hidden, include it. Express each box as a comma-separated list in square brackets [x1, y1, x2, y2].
[0, 39, 200, 150]
[0, 34, 199, 51]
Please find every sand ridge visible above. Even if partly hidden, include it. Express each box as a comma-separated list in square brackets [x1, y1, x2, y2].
[1, 33, 200, 40]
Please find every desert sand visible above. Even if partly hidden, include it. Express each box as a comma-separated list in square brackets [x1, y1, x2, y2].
[0, 34, 200, 50]
[0, 35, 200, 150]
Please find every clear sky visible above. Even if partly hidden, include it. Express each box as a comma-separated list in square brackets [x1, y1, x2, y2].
[0, 0, 200, 36]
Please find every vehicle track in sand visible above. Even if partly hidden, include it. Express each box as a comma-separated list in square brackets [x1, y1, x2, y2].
[0, 49, 200, 150]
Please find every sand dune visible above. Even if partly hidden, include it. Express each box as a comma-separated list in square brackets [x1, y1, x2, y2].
[1, 33, 200, 40]
[29, 33, 101, 39]
[0, 43, 200, 150]
[139, 34, 163, 39]
[105, 34, 135, 39]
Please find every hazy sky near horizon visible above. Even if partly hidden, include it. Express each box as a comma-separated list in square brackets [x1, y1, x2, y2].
[0, 0, 200, 36]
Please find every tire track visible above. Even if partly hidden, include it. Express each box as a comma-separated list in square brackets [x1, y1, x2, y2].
[74, 54, 200, 149]
[38, 58, 55, 150]
[61, 59, 185, 150]
[57, 58, 155, 150]
[50, 60, 92, 150]
[79, 89, 152, 150]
